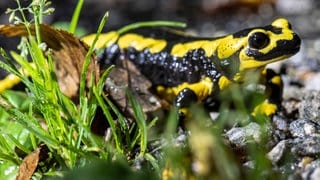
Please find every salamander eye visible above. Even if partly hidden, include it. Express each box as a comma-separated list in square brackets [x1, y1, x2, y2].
[248, 32, 270, 49]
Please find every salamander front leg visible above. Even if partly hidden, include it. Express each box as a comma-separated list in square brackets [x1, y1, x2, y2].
[265, 68, 283, 106]
[253, 68, 283, 116]
[174, 88, 198, 120]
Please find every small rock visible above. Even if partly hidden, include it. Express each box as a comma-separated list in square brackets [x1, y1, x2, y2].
[304, 123, 317, 136]
[305, 73, 320, 91]
[299, 90, 320, 125]
[310, 167, 320, 180]
[282, 86, 304, 101]
[243, 160, 255, 169]
[290, 136, 320, 156]
[270, 115, 289, 144]
[300, 160, 320, 180]
[244, 122, 263, 142]
[281, 99, 300, 118]
[289, 118, 318, 137]
[272, 115, 288, 131]
[225, 122, 265, 148]
[225, 126, 246, 148]
[267, 140, 287, 164]
[298, 157, 314, 169]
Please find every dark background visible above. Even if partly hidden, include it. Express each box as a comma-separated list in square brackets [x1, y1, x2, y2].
[0, 0, 319, 76]
[1, 0, 319, 36]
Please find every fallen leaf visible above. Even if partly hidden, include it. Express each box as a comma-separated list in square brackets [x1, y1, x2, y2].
[91, 60, 163, 136]
[16, 144, 50, 180]
[0, 24, 100, 99]
[105, 60, 162, 116]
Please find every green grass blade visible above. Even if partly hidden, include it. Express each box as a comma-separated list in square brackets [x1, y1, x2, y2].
[147, 117, 158, 130]
[10, 51, 35, 79]
[144, 153, 160, 175]
[8, 109, 59, 148]
[96, 65, 114, 95]
[79, 11, 109, 103]
[0, 48, 19, 73]
[104, 97, 128, 133]
[104, 97, 131, 147]
[69, 0, 84, 34]
[93, 88, 123, 154]
[0, 133, 14, 155]
[5, 133, 31, 154]
[117, 21, 187, 35]
[126, 91, 147, 156]
[0, 153, 21, 165]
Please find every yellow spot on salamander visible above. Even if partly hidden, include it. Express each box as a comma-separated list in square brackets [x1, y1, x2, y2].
[0, 63, 35, 93]
[216, 36, 246, 59]
[272, 18, 291, 29]
[156, 77, 214, 103]
[271, 75, 282, 86]
[252, 101, 277, 116]
[239, 55, 291, 71]
[218, 76, 231, 90]
[81, 31, 119, 49]
[118, 33, 167, 53]
[0, 74, 21, 93]
[170, 35, 246, 60]
[171, 40, 213, 57]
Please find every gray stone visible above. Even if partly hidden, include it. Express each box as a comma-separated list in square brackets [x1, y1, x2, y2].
[301, 160, 320, 180]
[289, 118, 318, 138]
[290, 136, 320, 156]
[225, 122, 265, 148]
[299, 90, 320, 125]
[273, 115, 289, 132]
[267, 140, 287, 164]
[225, 126, 246, 148]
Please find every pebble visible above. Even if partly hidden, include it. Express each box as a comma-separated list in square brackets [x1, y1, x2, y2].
[225, 122, 265, 148]
[272, 115, 289, 132]
[270, 115, 289, 146]
[290, 136, 320, 156]
[299, 90, 320, 125]
[281, 96, 300, 119]
[267, 140, 287, 164]
[225, 126, 246, 148]
[243, 161, 255, 170]
[305, 73, 320, 91]
[300, 159, 320, 180]
[310, 167, 320, 180]
[289, 118, 318, 138]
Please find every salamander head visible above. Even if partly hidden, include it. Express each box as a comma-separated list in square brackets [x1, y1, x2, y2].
[238, 18, 301, 70]
[217, 18, 301, 71]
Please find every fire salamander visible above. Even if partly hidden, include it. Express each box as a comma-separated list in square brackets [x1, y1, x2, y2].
[0, 18, 301, 119]
[85, 18, 300, 118]
[84, 18, 301, 116]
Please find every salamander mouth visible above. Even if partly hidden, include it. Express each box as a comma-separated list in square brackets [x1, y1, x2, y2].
[246, 33, 301, 61]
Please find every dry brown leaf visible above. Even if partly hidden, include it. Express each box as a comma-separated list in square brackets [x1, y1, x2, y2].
[0, 24, 100, 99]
[105, 60, 162, 116]
[16, 144, 50, 180]
[91, 60, 163, 135]
[16, 148, 40, 180]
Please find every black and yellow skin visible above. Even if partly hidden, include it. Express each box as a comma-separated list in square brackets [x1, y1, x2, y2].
[84, 18, 301, 118]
